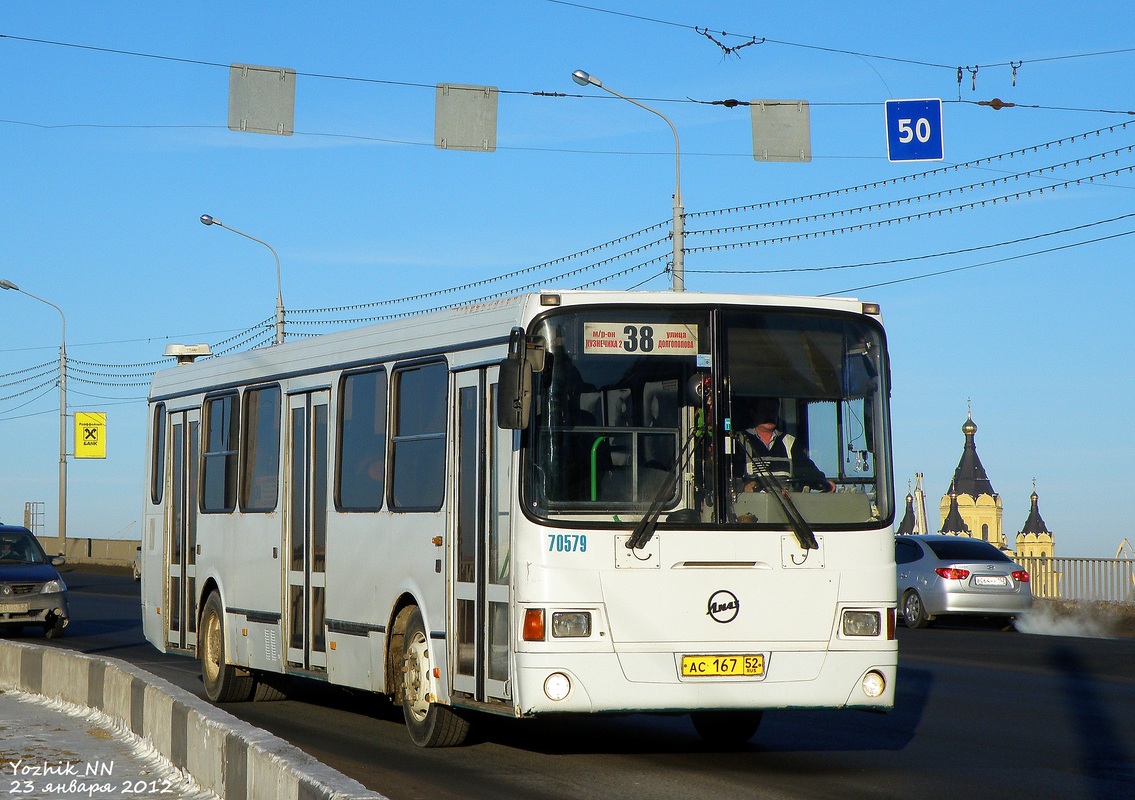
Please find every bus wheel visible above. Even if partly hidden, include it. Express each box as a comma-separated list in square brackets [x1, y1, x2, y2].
[902, 590, 930, 629]
[690, 710, 763, 746]
[399, 607, 470, 747]
[200, 592, 253, 703]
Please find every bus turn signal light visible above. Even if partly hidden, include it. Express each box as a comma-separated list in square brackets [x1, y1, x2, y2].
[523, 608, 546, 641]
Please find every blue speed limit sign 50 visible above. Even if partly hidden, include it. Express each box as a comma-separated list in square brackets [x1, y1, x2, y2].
[885, 99, 943, 162]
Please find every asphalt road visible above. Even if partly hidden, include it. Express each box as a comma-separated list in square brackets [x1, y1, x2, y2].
[18, 567, 1135, 800]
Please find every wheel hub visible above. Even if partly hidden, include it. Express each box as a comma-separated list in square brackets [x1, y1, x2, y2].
[403, 631, 431, 721]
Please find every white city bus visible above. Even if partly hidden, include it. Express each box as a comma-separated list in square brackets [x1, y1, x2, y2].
[141, 290, 897, 747]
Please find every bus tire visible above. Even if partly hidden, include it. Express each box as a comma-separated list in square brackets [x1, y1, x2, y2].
[902, 590, 931, 629]
[200, 592, 254, 703]
[399, 607, 469, 747]
[690, 710, 763, 746]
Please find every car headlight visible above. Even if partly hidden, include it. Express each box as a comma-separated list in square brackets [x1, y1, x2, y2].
[41, 579, 66, 594]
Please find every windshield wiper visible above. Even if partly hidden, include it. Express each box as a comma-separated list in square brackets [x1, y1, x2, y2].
[625, 434, 698, 551]
[738, 442, 819, 551]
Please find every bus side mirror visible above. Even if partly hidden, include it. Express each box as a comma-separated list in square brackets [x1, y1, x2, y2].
[497, 327, 541, 430]
[497, 354, 532, 429]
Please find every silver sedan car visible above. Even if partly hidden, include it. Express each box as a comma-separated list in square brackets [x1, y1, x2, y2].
[895, 534, 1032, 629]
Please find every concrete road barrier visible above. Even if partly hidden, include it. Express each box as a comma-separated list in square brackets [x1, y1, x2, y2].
[0, 639, 386, 800]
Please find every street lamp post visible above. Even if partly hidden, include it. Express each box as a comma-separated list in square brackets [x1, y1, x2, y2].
[199, 215, 286, 344]
[0, 279, 68, 556]
[572, 69, 685, 292]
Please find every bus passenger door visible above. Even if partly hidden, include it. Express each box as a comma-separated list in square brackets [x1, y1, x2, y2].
[451, 368, 512, 704]
[166, 409, 199, 652]
[285, 390, 329, 673]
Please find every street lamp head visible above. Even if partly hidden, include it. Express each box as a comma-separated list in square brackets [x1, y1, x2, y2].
[567, 69, 684, 292]
[0, 279, 19, 291]
[196, 213, 286, 344]
[571, 69, 600, 88]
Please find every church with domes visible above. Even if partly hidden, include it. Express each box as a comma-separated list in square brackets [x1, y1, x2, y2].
[896, 410, 1056, 563]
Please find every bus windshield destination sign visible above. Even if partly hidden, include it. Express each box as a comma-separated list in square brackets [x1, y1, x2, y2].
[583, 322, 698, 355]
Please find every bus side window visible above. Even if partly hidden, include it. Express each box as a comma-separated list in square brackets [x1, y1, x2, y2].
[150, 403, 166, 505]
[241, 385, 282, 512]
[390, 361, 447, 511]
[337, 368, 388, 511]
[202, 393, 240, 513]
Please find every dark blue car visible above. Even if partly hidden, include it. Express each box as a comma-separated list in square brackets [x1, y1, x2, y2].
[0, 524, 70, 638]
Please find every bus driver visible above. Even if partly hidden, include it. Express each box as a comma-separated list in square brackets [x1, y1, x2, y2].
[735, 397, 836, 494]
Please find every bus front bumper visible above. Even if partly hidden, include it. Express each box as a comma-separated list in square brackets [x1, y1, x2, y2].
[512, 647, 897, 716]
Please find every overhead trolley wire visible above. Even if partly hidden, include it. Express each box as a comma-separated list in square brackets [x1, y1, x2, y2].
[0, 360, 56, 381]
[6, 27, 1135, 111]
[290, 225, 670, 317]
[68, 364, 165, 380]
[688, 211, 1135, 276]
[69, 374, 153, 388]
[544, 0, 1135, 76]
[826, 228, 1135, 296]
[686, 163, 1135, 256]
[0, 384, 60, 420]
[687, 148, 1135, 242]
[0, 366, 58, 391]
[689, 119, 1135, 222]
[0, 33, 570, 100]
[67, 388, 146, 403]
[69, 357, 167, 370]
[0, 377, 58, 405]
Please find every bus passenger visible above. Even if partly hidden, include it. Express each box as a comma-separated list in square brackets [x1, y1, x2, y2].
[735, 397, 835, 493]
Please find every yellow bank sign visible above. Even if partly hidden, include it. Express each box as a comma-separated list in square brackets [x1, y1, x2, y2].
[75, 412, 107, 459]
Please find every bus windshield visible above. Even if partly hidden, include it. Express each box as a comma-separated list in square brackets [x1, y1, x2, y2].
[524, 305, 891, 529]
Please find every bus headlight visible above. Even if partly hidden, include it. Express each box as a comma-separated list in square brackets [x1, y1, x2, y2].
[862, 670, 886, 699]
[842, 610, 880, 637]
[551, 611, 591, 638]
[544, 672, 572, 701]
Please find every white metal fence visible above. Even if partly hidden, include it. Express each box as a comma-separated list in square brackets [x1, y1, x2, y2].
[1018, 556, 1135, 603]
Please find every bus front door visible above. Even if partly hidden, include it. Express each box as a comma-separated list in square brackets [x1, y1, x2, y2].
[451, 368, 512, 705]
[285, 390, 329, 673]
[166, 409, 199, 653]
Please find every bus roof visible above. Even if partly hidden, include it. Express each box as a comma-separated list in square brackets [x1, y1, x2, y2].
[148, 290, 877, 402]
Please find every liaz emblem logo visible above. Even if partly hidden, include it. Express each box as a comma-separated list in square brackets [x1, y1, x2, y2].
[706, 590, 739, 623]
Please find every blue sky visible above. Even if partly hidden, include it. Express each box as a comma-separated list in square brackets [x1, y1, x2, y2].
[2, 2, 1133, 557]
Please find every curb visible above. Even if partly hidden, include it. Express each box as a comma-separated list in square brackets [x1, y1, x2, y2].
[0, 640, 387, 800]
